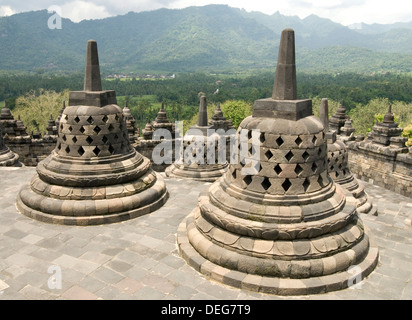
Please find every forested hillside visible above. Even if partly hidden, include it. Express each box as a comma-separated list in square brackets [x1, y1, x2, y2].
[0, 5, 412, 73]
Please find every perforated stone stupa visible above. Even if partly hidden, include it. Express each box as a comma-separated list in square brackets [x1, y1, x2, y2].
[320, 99, 376, 215]
[165, 95, 228, 182]
[177, 29, 379, 295]
[16, 40, 168, 225]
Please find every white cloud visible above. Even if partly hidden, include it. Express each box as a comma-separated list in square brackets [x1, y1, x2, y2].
[0, 5, 15, 16]
[60, 1, 112, 22]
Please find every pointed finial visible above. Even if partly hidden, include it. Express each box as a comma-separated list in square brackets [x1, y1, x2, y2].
[319, 98, 329, 131]
[383, 104, 395, 123]
[272, 28, 296, 100]
[197, 95, 208, 127]
[83, 40, 102, 92]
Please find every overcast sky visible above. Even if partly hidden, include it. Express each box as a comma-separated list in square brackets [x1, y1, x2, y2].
[0, 0, 411, 25]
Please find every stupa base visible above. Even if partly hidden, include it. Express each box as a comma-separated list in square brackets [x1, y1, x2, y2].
[165, 163, 228, 182]
[177, 208, 379, 296]
[16, 172, 168, 226]
[0, 150, 21, 167]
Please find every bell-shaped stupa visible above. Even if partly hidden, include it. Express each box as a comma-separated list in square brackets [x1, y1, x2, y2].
[177, 29, 378, 295]
[16, 40, 168, 225]
[165, 95, 229, 182]
[0, 123, 20, 166]
[320, 99, 376, 215]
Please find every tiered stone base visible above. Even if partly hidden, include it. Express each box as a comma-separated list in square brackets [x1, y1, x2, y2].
[16, 153, 168, 225]
[0, 147, 20, 167]
[177, 179, 379, 295]
[328, 140, 376, 215]
[177, 212, 378, 295]
[165, 163, 228, 182]
[335, 175, 377, 216]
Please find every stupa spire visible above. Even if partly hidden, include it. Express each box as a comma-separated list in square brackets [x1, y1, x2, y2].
[197, 95, 208, 127]
[83, 40, 102, 92]
[272, 28, 297, 100]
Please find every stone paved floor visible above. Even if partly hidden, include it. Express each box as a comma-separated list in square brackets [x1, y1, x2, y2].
[0, 166, 411, 300]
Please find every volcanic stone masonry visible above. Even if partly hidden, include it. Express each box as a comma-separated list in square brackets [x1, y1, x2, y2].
[345, 105, 412, 197]
[0, 121, 20, 166]
[177, 28, 379, 295]
[165, 95, 229, 182]
[320, 98, 376, 215]
[16, 40, 168, 225]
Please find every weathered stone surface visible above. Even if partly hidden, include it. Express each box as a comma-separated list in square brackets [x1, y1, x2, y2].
[320, 99, 376, 215]
[16, 40, 168, 225]
[178, 28, 378, 295]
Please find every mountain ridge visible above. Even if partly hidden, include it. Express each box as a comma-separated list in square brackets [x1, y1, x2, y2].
[0, 4, 411, 73]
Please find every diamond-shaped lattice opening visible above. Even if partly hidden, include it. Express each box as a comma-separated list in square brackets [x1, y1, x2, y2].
[302, 151, 310, 161]
[285, 151, 294, 162]
[331, 152, 335, 158]
[274, 164, 282, 175]
[294, 164, 303, 176]
[330, 165, 335, 171]
[79, 126, 85, 134]
[303, 178, 310, 192]
[262, 177, 271, 191]
[62, 135, 67, 142]
[265, 150, 273, 160]
[336, 171, 340, 178]
[68, 126, 73, 132]
[102, 136, 108, 144]
[60, 124, 64, 131]
[249, 145, 255, 156]
[248, 130, 252, 140]
[295, 136, 303, 146]
[108, 145, 115, 155]
[338, 164, 343, 170]
[86, 116, 93, 124]
[93, 146, 100, 156]
[72, 136, 77, 143]
[312, 135, 317, 144]
[114, 134, 119, 141]
[65, 146, 70, 154]
[57, 143, 61, 150]
[260, 133, 265, 144]
[318, 147, 322, 156]
[102, 115, 109, 123]
[312, 162, 318, 173]
[115, 114, 119, 121]
[243, 175, 253, 186]
[78, 146, 85, 156]
[93, 126, 101, 134]
[276, 136, 284, 146]
[232, 169, 237, 180]
[282, 179, 292, 192]
[108, 124, 114, 132]
[255, 162, 262, 173]
[74, 116, 80, 123]
[86, 136, 93, 145]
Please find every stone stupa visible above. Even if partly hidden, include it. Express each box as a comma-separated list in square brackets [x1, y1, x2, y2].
[165, 95, 229, 182]
[16, 40, 168, 225]
[177, 29, 379, 295]
[320, 98, 376, 215]
[0, 122, 20, 166]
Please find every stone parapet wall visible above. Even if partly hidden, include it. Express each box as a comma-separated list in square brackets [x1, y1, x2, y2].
[346, 140, 412, 197]
[7, 139, 56, 167]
